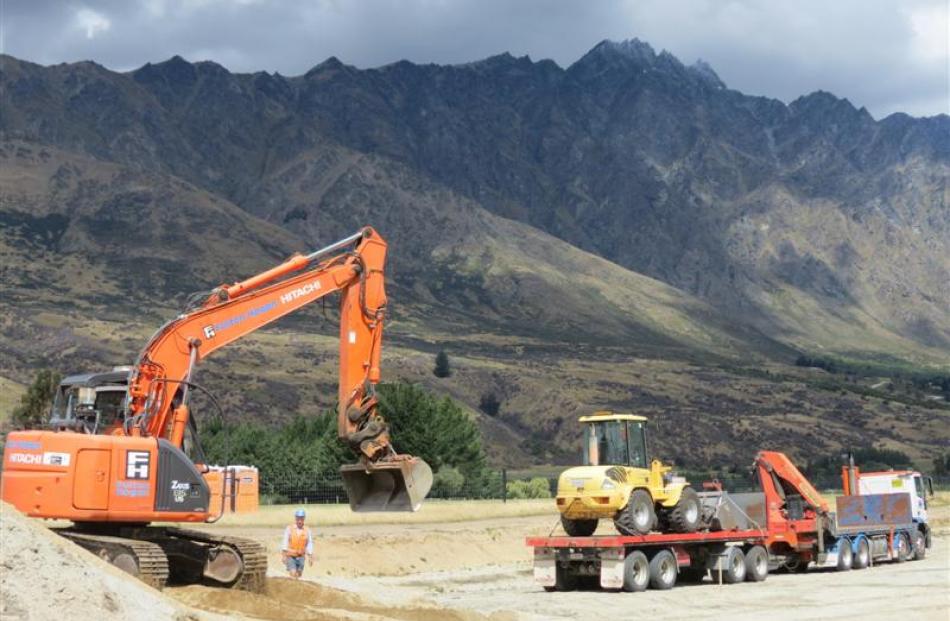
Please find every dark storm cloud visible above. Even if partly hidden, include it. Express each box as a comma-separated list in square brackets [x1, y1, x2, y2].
[2, 0, 947, 118]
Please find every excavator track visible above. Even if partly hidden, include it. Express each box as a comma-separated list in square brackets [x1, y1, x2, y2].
[58, 530, 170, 590]
[57, 526, 267, 592]
[164, 527, 268, 592]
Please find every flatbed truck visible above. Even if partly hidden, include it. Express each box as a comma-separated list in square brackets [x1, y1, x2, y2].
[528, 451, 933, 592]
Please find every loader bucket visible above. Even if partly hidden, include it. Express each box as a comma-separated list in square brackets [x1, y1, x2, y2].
[340, 458, 433, 512]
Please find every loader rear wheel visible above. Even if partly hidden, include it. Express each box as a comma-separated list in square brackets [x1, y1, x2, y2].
[852, 538, 870, 569]
[663, 487, 702, 533]
[614, 489, 655, 535]
[912, 530, 926, 560]
[836, 538, 852, 571]
[744, 545, 768, 582]
[721, 547, 746, 584]
[560, 516, 597, 537]
[622, 550, 649, 592]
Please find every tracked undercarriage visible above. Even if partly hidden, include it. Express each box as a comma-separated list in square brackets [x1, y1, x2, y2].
[59, 525, 267, 592]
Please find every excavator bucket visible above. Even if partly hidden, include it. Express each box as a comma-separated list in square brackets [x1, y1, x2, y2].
[340, 458, 433, 512]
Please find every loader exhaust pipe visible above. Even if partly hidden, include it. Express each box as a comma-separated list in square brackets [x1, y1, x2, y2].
[340, 457, 433, 512]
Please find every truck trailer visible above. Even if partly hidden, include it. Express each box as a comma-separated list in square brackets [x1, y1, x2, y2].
[527, 451, 933, 592]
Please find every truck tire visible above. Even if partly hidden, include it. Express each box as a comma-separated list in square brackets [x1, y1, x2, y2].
[614, 489, 655, 536]
[836, 538, 852, 571]
[912, 530, 926, 561]
[852, 538, 870, 569]
[894, 532, 911, 563]
[663, 487, 702, 533]
[622, 550, 650, 592]
[720, 547, 746, 584]
[744, 545, 768, 582]
[560, 516, 597, 537]
[648, 549, 677, 590]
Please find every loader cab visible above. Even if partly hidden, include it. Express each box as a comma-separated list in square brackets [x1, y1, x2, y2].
[580, 412, 648, 469]
[49, 370, 130, 434]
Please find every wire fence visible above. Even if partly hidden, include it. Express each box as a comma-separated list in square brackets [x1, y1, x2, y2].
[257, 470, 950, 505]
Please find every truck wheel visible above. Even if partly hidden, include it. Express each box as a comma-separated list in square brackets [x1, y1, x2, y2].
[852, 538, 870, 569]
[894, 532, 911, 563]
[836, 538, 852, 571]
[721, 547, 746, 584]
[560, 516, 597, 537]
[614, 490, 655, 535]
[622, 550, 650, 592]
[912, 530, 926, 561]
[664, 487, 702, 533]
[648, 549, 677, 590]
[744, 545, 768, 582]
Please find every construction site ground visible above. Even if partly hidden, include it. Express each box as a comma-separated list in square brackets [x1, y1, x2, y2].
[2, 497, 948, 620]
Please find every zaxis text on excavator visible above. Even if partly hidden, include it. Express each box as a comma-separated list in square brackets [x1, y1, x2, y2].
[1, 226, 432, 590]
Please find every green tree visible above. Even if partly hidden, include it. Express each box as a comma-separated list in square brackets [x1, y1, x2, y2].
[433, 350, 452, 378]
[432, 466, 465, 496]
[198, 382, 493, 497]
[11, 369, 61, 429]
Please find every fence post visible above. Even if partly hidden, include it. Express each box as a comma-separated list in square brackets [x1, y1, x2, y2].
[502, 468, 507, 503]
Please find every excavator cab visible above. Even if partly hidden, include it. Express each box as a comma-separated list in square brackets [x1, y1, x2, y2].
[340, 458, 433, 512]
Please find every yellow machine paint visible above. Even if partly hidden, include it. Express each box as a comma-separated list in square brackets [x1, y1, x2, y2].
[555, 412, 699, 536]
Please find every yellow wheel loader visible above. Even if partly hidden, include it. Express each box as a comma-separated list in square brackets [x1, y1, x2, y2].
[555, 412, 701, 536]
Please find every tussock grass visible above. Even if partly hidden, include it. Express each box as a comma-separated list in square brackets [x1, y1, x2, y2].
[207, 498, 552, 529]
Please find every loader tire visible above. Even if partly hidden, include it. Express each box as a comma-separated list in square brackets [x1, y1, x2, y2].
[614, 489, 655, 536]
[664, 486, 702, 533]
[560, 516, 597, 537]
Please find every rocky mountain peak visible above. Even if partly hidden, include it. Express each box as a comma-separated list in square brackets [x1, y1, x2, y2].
[689, 59, 726, 89]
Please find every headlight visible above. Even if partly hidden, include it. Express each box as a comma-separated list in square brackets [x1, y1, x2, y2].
[601, 479, 616, 491]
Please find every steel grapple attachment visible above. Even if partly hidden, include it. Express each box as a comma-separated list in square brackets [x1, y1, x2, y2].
[340, 457, 433, 512]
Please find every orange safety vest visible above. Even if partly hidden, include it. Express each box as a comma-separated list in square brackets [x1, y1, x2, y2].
[286, 526, 310, 557]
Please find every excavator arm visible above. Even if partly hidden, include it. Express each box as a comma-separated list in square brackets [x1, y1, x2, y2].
[123, 227, 431, 511]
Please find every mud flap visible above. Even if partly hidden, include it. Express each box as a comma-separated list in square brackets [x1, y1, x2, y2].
[340, 458, 433, 512]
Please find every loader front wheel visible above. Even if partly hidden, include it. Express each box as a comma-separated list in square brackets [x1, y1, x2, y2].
[663, 486, 702, 533]
[614, 490, 655, 536]
[560, 516, 597, 537]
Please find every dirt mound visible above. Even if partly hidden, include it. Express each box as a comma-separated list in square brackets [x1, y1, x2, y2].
[170, 578, 515, 621]
[0, 502, 204, 621]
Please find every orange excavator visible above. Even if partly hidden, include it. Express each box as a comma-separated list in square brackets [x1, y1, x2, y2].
[1, 227, 432, 590]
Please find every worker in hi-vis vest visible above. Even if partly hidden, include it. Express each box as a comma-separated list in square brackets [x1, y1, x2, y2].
[281, 508, 314, 578]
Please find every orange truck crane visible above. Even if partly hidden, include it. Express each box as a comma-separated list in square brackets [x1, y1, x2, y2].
[1, 227, 432, 590]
